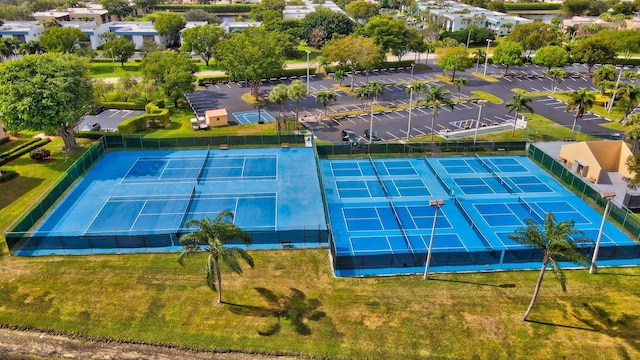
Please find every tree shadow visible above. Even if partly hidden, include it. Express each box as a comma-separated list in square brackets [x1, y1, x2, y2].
[593, 272, 640, 277]
[227, 287, 328, 336]
[428, 277, 516, 288]
[572, 302, 640, 351]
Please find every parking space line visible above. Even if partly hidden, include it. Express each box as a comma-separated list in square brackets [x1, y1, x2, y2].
[385, 131, 399, 140]
[108, 110, 120, 118]
[503, 77, 512, 82]
[382, 113, 394, 119]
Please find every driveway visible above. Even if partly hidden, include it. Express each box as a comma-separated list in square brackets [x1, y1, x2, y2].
[80, 109, 145, 131]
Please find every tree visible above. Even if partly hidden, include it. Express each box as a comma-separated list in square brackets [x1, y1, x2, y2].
[140, 51, 198, 107]
[139, 40, 164, 57]
[178, 212, 254, 305]
[303, 8, 354, 46]
[562, 0, 591, 16]
[508, 23, 558, 58]
[364, 15, 410, 61]
[134, 0, 160, 12]
[424, 41, 436, 64]
[472, 48, 485, 73]
[623, 70, 640, 86]
[39, 26, 88, 53]
[624, 113, 640, 154]
[367, 80, 384, 103]
[102, 37, 135, 66]
[333, 69, 346, 86]
[532, 45, 569, 70]
[287, 80, 306, 130]
[423, 84, 454, 140]
[508, 213, 590, 321]
[622, 85, 640, 122]
[18, 40, 44, 55]
[184, 9, 221, 24]
[592, 65, 616, 95]
[436, 47, 472, 81]
[216, 27, 286, 100]
[626, 152, 640, 188]
[154, 13, 186, 47]
[452, 77, 468, 98]
[546, 68, 568, 93]
[180, 24, 225, 66]
[269, 84, 289, 126]
[566, 88, 595, 133]
[92, 79, 114, 101]
[101, 0, 132, 20]
[0, 53, 93, 150]
[117, 74, 139, 101]
[315, 90, 337, 118]
[346, 1, 379, 23]
[570, 38, 616, 77]
[322, 35, 384, 91]
[354, 87, 371, 109]
[505, 93, 534, 136]
[492, 41, 524, 76]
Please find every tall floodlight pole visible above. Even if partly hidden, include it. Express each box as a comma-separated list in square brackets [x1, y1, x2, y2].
[305, 50, 311, 93]
[483, 39, 492, 77]
[590, 191, 616, 274]
[369, 100, 375, 148]
[424, 199, 444, 280]
[406, 85, 414, 140]
[411, 63, 415, 81]
[607, 66, 623, 113]
[474, 100, 487, 145]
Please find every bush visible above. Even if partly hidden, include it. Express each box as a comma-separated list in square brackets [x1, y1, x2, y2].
[29, 148, 51, 161]
[0, 138, 51, 166]
[101, 102, 147, 110]
[0, 169, 17, 182]
[117, 101, 170, 134]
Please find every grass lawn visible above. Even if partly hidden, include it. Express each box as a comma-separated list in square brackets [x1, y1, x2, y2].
[1, 136, 640, 359]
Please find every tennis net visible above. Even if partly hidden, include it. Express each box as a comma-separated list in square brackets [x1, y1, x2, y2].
[197, 146, 210, 184]
[369, 155, 389, 197]
[424, 157, 452, 194]
[178, 186, 197, 232]
[475, 153, 492, 172]
[475, 154, 513, 193]
[453, 197, 494, 249]
[518, 197, 544, 223]
[389, 200, 415, 258]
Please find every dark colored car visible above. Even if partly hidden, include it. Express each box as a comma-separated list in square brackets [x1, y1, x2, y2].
[364, 129, 381, 141]
[341, 129, 358, 145]
[82, 122, 101, 131]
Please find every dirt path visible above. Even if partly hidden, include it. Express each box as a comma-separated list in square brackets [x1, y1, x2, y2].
[0, 328, 303, 360]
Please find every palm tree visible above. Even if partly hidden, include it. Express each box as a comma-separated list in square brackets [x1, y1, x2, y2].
[333, 69, 346, 87]
[424, 41, 436, 64]
[546, 68, 567, 93]
[622, 85, 640, 122]
[315, 90, 337, 119]
[452, 77, 468, 98]
[508, 212, 590, 321]
[592, 65, 616, 96]
[505, 93, 534, 137]
[287, 80, 307, 130]
[354, 87, 371, 110]
[178, 212, 254, 305]
[423, 84, 454, 140]
[269, 84, 289, 130]
[625, 113, 640, 154]
[367, 80, 384, 103]
[472, 48, 485, 73]
[566, 88, 595, 133]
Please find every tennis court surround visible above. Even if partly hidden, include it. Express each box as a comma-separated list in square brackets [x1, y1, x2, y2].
[322, 155, 638, 276]
[12, 147, 327, 255]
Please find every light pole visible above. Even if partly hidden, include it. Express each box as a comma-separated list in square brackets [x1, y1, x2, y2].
[410, 63, 415, 81]
[474, 100, 487, 145]
[424, 199, 444, 280]
[483, 39, 492, 77]
[305, 50, 311, 93]
[407, 84, 414, 140]
[607, 66, 623, 113]
[590, 191, 616, 274]
[109, 48, 115, 73]
[369, 100, 375, 147]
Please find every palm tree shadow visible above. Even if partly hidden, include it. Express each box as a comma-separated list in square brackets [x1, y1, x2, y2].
[227, 287, 330, 337]
[429, 277, 516, 288]
[572, 302, 640, 351]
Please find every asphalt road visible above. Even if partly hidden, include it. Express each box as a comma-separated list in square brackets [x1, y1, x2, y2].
[80, 109, 145, 131]
[186, 61, 639, 143]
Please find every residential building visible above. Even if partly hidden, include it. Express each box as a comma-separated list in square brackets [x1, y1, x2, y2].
[419, 0, 531, 36]
[60, 21, 111, 50]
[220, 20, 262, 33]
[109, 21, 167, 48]
[0, 21, 44, 43]
[283, 0, 347, 20]
[562, 16, 621, 34]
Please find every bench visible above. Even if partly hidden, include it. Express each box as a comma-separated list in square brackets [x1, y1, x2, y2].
[280, 241, 294, 249]
[281, 143, 290, 148]
[220, 144, 228, 150]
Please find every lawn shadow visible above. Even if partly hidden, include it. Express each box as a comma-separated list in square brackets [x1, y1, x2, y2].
[593, 271, 640, 277]
[227, 287, 329, 337]
[0, 175, 44, 211]
[572, 302, 640, 351]
[428, 277, 516, 288]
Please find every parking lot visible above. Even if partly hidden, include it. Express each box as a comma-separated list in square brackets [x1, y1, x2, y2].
[80, 109, 145, 131]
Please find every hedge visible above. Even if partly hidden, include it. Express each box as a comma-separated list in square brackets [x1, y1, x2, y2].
[615, 58, 640, 66]
[117, 101, 170, 134]
[0, 169, 17, 182]
[0, 138, 51, 166]
[500, 2, 561, 10]
[92, 58, 118, 63]
[0, 138, 41, 159]
[153, 4, 254, 13]
[326, 60, 415, 74]
[101, 102, 147, 110]
[0, 137, 9, 146]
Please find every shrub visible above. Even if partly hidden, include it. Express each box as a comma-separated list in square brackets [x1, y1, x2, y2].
[100, 102, 146, 110]
[117, 101, 170, 134]
[29, 148, 51, 161]
[0, 169, 17, 182]
[0, 138, 51, 166]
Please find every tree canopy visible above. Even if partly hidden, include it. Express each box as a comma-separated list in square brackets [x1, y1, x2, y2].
[303, 8, 354, 46]
[140, 51, 198, 107]
[364, 15, 409, 59]
[492, 41, 523, 76]
[346, 1, 380, 23]
[532, 45, 569, 70]
[508, 22, 558, 57]
[322, 35, 384, 90]
[100, 0, 132, 20]
[0, 53, 93, 150]
[39, 26, 88, 53]
[154, 13, 186, 47]
[180, 24, 225, 66]
[216, 27, 286, 99]
[436, 47, 473, 81]
[570, 38, 616, 76]
[102, 36, 136, 66]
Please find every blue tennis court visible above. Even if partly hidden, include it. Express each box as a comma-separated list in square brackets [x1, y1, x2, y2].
[14, 148, 327, 255]
[322, 155, 638, 276]
[232, 110, 275, 124]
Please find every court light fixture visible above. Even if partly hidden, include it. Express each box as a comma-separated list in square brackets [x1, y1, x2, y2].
[424, 199, 444, 280]
[590, 191, 616, 274]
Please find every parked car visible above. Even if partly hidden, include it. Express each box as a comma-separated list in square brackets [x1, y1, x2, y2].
[82, 122, 101, 131]
[341, 129, 358, 145]
[364, 129, 381, 141]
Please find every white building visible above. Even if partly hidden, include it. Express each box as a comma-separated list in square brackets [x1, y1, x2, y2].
[220, 20, 262, 33]
[419, 1, 531, 36]
[0, 21, 44, 43]
[109, 21, 167, 48]
[283, 0, 347, 20]
[60, 21, 111, 50]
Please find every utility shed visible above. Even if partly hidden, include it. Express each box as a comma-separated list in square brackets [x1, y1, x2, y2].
[205, 109, 228, 127]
